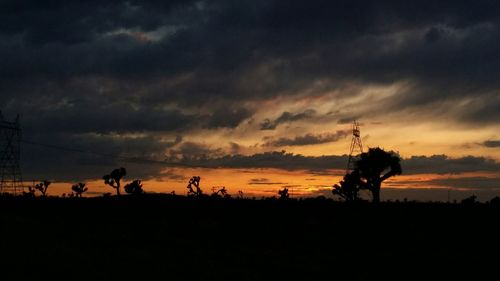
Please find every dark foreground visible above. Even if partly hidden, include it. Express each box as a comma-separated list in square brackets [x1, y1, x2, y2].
[1, 195, 499, 281]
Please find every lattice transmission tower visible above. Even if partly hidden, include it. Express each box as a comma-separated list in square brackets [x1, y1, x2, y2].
[0, 112, 23, 194]
[346, 120, 363, 174]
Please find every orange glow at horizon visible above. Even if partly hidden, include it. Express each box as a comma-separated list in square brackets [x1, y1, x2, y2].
[43, 168, 499, 198]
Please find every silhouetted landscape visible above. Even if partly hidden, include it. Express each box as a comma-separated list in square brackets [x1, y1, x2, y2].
[2, 0, 500, 280]
[1, 194, 499, 280]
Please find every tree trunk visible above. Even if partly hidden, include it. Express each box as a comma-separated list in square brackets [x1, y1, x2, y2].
[116, 185, 120, 196]
[371, 182, 381, 203]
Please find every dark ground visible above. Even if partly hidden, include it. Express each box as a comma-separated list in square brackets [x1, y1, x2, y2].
[1, 195, 499, 281]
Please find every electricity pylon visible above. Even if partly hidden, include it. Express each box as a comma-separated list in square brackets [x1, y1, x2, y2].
[346, 120, 363, 174]
[0, 112, 23, 194]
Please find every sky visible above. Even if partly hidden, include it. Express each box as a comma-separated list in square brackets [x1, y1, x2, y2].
[1, 0, 499, 200]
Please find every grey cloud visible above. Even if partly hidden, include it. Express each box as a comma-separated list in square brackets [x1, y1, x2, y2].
[21, 133, 180, 181]
[172, 151, 349, 171]
[166, 141, 224, 160]
[403, 155, 500, 174]
[483, 140, 500, 148]
[260, 110, 316, 130]
[228, 142, 241, 154]
[248, 178, 287, 185]
[204, 107, 252, 129]
[174, 151, 500, 175]
[1, 0, 500, 183]
[263, 130, 349, 147]
[427, 176, 500, 190]
[2, 1, 500, 121]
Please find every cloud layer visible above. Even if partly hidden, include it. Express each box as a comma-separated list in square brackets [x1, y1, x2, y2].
[1, 0, 500, 186]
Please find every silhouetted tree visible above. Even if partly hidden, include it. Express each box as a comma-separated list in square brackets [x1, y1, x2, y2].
[278, 188, 289, 200]
[333, 170, 362, 201]
[71, 182, 88, 197]
[34, 180, 51, 197]
[355, 147, 402, 203]
[124, 180, 144, 195]
[187, 176, 203, 197]
[237, 190, 244, 199]
[103, 167, 127, 196]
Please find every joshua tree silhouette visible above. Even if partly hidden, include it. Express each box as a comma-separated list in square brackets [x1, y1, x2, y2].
[124, 180, 144, 195]
[34, 180, 51, 197]
[278, 188, 289, 200]
[71, 182, 88, 197]
[355, 147, 402, 203]
[187, 176, 203, 197]
[103, 167, 127, 196]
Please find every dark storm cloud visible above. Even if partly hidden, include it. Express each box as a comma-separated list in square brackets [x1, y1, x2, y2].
[262, 130, 349, 147]
[2, 0, 500, 182]
[483, 140, 500, 148]
[204, 107, 252, 129]
[426, 176, 500, 190]
[260, 110, 316, 130]
[173, 151, 500, 175]
[168, 141, 223, 159]
[22, 133, 182, 181]
[403, 155, 500, 175]
[171, 151, 348, 171]
[2, 0, 500, 122]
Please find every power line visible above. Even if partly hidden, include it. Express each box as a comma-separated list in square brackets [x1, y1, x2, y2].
[21, 139, 201, 168]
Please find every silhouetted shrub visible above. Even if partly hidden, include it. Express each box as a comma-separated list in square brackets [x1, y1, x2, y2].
[461, 195, 477, 204]
[211, 186, 231, 198]
[332, 170, 362, 201]
[124, 180, 144, 195]
[71, 182, 88, 197]
[23, 186, 36, 198]
[278, 188, 289, 200]
[489, 196, 500, 205]
[237, 190, 244, 199]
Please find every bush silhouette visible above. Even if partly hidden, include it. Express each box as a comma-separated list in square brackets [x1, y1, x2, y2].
[103, 167, 127, 196]
[71, 182, 88, 197]
[124, 180, 144, 195]
[278, 188, 289, 200]
[461, 195, 477, 204]
[332, 170, 362, 201]
[354, 147, 402, 203]
[211, 186, 230, 198]
[23, 186, 36, 198]
[237, 190, 244, 199]
[489, 196, 500, 205]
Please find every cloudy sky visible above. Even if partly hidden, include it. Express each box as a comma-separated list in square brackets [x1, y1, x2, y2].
[1, 0, 499, 200]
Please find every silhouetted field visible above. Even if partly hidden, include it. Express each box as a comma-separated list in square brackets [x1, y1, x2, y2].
[1, 195, 499, 280]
